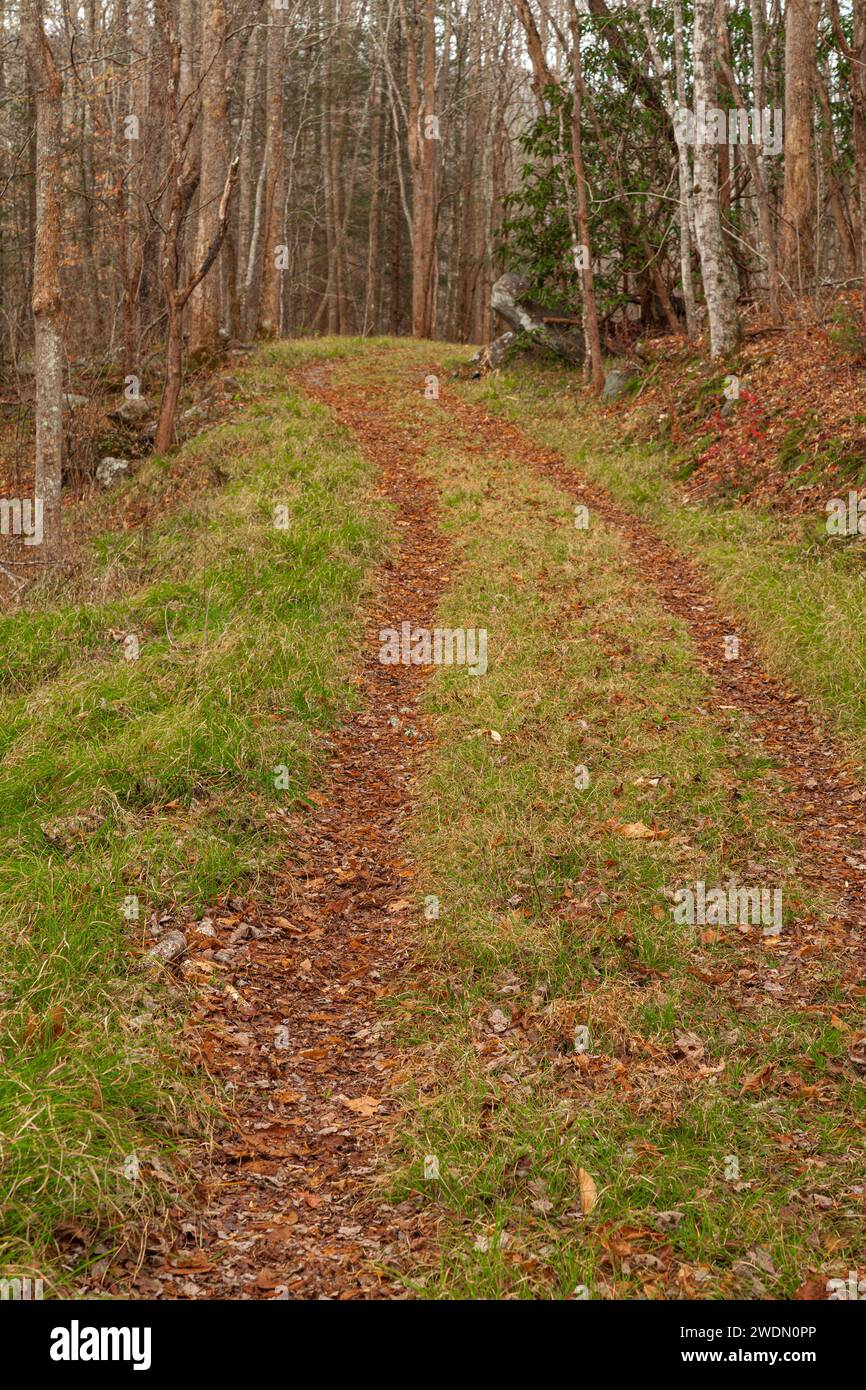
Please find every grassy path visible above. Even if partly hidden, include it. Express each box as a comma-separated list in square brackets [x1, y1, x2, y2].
[316, 343, 864, 1299]
[5, 339, 863, 1301]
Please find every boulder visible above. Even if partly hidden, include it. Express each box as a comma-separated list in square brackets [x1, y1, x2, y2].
[602, 367, 641, 401]
[95, 457, 130, 487]
[63, 392, 90, 410]
[470, 273, 585, 371]
[109, 396, 151, 426]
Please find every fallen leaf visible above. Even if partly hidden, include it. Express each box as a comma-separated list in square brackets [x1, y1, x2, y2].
[740, 1063, 775, 1093]
[578, 1167, 598, 1214]
[654, 1209, 685, 1231]
[615, 821, 656, 839]
[674, 1030, 705, 1064]
[339, 1094, 380, 1117]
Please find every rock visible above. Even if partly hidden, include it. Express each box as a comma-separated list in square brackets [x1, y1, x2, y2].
[470, 273, 585, 372]
[143, 930, 186, 970]
[602, 368, 640, 401]
[469, 332, 517, 372]
[109, 397, 151, 425]
[95, 457, 129, 487]
[63, 392, 90, 410]
[488, 272, 585, 365]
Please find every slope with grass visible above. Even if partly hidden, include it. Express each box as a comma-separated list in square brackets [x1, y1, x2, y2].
[0, 344, 388, 1289]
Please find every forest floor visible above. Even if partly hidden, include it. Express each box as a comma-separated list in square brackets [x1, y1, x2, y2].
[2, 337, 865, 1299]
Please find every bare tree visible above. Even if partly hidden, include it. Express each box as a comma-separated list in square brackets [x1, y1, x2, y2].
[22, 0, 63, 555]
[567, 3, 603, 390]
[154, 0, 238, 451]
[779, 0, 822, 291]
[190, 0, 230, 358]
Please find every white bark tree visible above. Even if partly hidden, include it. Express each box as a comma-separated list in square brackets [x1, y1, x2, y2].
[692, 0, 740, 356]
[22, 0, 63, 556]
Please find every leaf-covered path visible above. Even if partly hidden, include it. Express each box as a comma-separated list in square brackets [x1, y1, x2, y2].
[116, 359, 451, 1298]
[116, 345, 864, 1300]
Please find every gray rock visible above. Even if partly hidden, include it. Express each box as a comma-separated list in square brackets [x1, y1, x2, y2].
[487, 271, 584, 365]
[63, 392, 90, 410]
[95, 456, 130, 487]
[602, 368, 640, 401]
[110, 397, 151, 425]
[143, 930, 186, 970]
[469, 332, 516, 371]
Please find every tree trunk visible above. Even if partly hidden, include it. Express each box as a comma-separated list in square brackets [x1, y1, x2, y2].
[673, 0, 698, 336]
[402, 0, 439, 339]
[364, 58, 384, 335]
[636, 0, 698, 337]
[154, 0, 237, 452]
[189, 0, 228, 358]
[717, 0, 782, 322]
[568, 10, 603, 392]
[692, 0, 740, 356]
[23, 0, 63, 557]
[779, 0, 821, 291]
[257, 12, 286, 336]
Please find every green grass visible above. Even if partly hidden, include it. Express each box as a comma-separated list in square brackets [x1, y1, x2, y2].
[6, 334, 862, 1301]
[460, 363, 866, 758]
[317, 342, 863, 1300]
[0, 342, 389, 1289]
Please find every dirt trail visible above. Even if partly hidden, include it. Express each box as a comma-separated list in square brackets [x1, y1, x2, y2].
[115, 364, 448, 1299]
[104, 351, 863, 1301]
